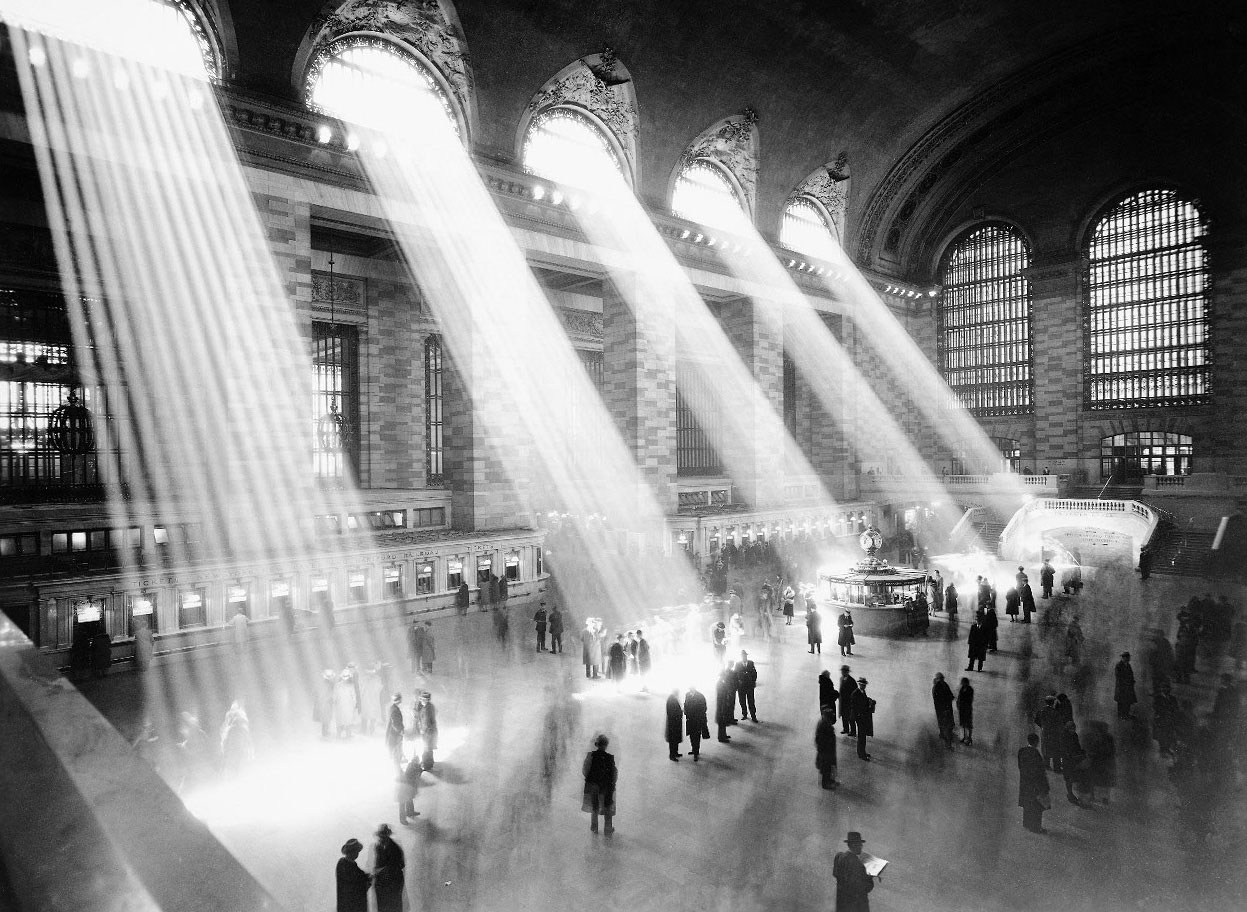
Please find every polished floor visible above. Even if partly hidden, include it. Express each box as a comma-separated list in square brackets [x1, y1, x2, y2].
[77, 570, 1245, 912]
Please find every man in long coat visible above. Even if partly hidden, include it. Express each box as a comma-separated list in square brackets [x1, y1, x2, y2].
[932, 673, 956, 748]
[837, 610, 855, 656]
[415, 691, 438, 770]
[581, 620, 599, 678]
[533, 602, 548, 652]
[715, 669, 735, 742]
[839, 666, 858, 735]
[1114, 652, 1137, 719]
[549, 606, 564, 654]
[966, 619, 988, 672]
[815, 707, 838, 789]
[1034, 695, 1063, 771]
[1040, 560, 1056, 599]
[384, 693, 404, 771]
[832, 831, 875, 911]
[1017, 732, 1049, 832]
[665, 689, 684, 760]
[407, 620, 425, 674]
[1020, 583, 1036, 623]
[737, 650, 759, 722]
[850, 678, 875, 761]
[683, 685, 709, 760]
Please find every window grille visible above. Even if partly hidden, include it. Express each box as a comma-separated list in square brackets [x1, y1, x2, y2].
[522, 107, 623, 187]
[1086, 189, 1209, 408]
[312, 322, 359, 479]
[424, 335, 444, 486]
[780, 197, 837, 260]
[938, 225, 1032, 416]
[672, 160, 745, 231]
[676, 363, 722, 475]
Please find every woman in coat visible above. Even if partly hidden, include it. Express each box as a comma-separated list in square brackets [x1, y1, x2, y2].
[837, 610, 855, 656]
[807, 606, 823, 654]
[932, 673, 956, 749]
[336, 839, 371, 912]
[782, 589, 795, 625]
[371, 824, 405, 912]
[957, 677, 974, 745]
[582, 734, 617, 833]
[1004, 586, 1020, 621]
[818, 669, 839, 713]
[665, 689, 684, 761]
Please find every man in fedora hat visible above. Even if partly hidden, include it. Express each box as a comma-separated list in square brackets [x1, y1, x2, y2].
[384, 693, 404, 772]
[849, 678, 875, 761]
[832, 830, 875, 911]
[336, 837, 371, 912]
[371, 824, 405, 912]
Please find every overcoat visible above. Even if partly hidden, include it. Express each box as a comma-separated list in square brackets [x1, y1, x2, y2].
[665, 694, 684, 745]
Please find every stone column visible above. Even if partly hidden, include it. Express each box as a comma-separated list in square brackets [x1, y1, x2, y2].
[1206, 227, 1247, 474]
[1025, 258, 1083, 473]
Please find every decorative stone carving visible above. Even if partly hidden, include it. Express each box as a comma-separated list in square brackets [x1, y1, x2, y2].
[679, 110, 760, 215]
[175, 0, 224, 79]
[554, 307, 604, 342]
[312, 271, 366, 315]
[788, 153, 851, 241]
[303, 1, 475, 136]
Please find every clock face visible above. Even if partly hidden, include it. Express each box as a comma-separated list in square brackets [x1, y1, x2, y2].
[859, 528, 883, 552]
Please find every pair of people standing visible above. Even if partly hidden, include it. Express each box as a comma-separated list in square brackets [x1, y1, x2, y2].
[533, 602, 565, 653]
[335, 825, 405, 912]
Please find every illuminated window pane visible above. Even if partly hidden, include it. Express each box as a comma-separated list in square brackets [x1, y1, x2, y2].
[424, 336, 444, 486]
[1100, 431, 1193, 480]
[522, 108, 622, 188]
[312, 322, 359, 479]
[672, 160, 745, 231]
[1086, 189, 1209, 409]
[149, 0, 215, 77]
[676, 363, 722, 475]
[780, 198, 837, 260]
[938, 224, 1032, 416]
[308, 40, 458, 135]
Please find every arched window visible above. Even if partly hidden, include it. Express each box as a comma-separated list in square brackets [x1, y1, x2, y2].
[424, 336, 444, 486]
[307, 39, 459, 136]
[672, 160, 745, 231]
[938, 224, 1032, 416]
[1100, 431, 1193, 481]
[780, 197, 838, 260]
[522, 107, 623, 188]
[1086, 189, 1209, 408]
[149, 0, 217, 77]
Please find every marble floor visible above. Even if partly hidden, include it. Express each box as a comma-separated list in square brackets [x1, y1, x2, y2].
[76, 571, 1246, 912]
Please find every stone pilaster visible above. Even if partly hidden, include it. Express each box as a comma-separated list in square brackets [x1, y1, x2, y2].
[1026, 258, 1083, 468]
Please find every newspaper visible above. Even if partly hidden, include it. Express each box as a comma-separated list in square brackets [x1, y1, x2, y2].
[859, 852, 889, 878]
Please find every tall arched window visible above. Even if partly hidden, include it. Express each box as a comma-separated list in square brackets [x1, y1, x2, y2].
[424, 336, 444, 486]
[1086, 189, 1209, 408]
[672, 160, 745, 231]
[522, 107, 623, 188]
[150, 0, 217, 77]
[307, 39, 460, 135]
[780, 197, 838, 260]
[938, 224, 1032, 415]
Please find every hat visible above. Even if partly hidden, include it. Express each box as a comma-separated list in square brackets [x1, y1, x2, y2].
[840, 665, 851, 672]
[857, 677, 868, 685]
[421, 690, 432, 699]
[341, 838, 363, 855]
[375, 823, 392, 837]
[1121, 652, 1131, 659]
[845, 831, 865, 844]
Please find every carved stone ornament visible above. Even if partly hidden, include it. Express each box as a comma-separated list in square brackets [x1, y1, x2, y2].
[680, 109, 760, 214]
[304, 0, 475, 135]
[555, 307, 604, 342]
[788, 153, 851, 241]
[312, 270, 365, 310]
[526, 55, 639, 179]
[174, 0, 224, 79]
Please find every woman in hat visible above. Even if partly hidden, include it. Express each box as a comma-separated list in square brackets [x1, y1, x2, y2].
[581, 733, 617, 834]
[371, 824, 405, 912]
[336, 838, 371, 912]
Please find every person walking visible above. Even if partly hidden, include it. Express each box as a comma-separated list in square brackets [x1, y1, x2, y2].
[665, 689, 684, 761]
[1083, 719, 1116, 803]
[534, 602, 548, 652]
[1017, 733, 1049, 833]
[581, 619, 597, 678]
[837, 609, 855, 656]
[715, 668, 735, 742]
[966, 618, 988, 672]
[1065, 616, 1085, 666]
[358, 665, 383, 736]
[850, 678, 875, 761]
[370, 824, 405, 912]
[1034, 695, 1063, 771]
[407, 619, 425, 674]
[957, 677, 974, 745]
[984, 606, 1000, 652]
[807, 604, 823, 654]
[737, 650, 759, 722]
[1060, 720, 1088, 803]
[819, 669, 839, 713]
[932, 673, 956, 749]
[815, 707, 839, 789]
[336, 838, 371, 912]
[1040, 559, 1055, 599]
[684, 685, 709, 761]
[582, 734, 617, 834]
[1114, 652, 1137, 720]
[832, 831, 876, 911]
[839, 667, 858, 736]
[384, 693, 405, 771]
[396, 755, 421, 824]
[1005, 586, 1020, 623]
[548, 605, 564, 654]
[1153, 680, 1180, 756]
[415, 691, 438, 771]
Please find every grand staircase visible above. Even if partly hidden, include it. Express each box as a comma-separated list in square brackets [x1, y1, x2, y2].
[1146, 522, 1216, 577]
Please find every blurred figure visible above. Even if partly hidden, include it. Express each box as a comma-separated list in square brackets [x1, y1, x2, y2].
[1082, 719, 1116, 803]
[832, 831, 875, 911]
[371, 824, 405, 912]
[665, 689, 684, 761]
[333, 669, 358, 739]
[839, 667, 858, 736]
[1034, 695, 1063, 771]
[984, 606, 1000, 652]
[1060, 720, 1087, 803]
[335, 838, 371, 912]
[932, 673, 956, 750]
[608, 635, 627, 687]
[636, 629, 652, 689]
[945, 583, 959, 622]
[957, 677, 975, 746]
[966, 618, 988, 672]
[581, 618, 599, 678]
[815, 706, 839, 789]
[819, 669, 839, 713]
[219, 700, 253, 776]
[229, 607, 249, 655]
[582, 734, 617, 834]
[1005, 586, 1020, 623]
[415, 691, 438, 771]
[626, 631, 640, 676]
[1016, 732, 1049, 833]
[548, 605, 564, 654]
[712, 621, 728, 665]
[807, 604, 823, 655]
[851, 678, 875, 761]
[314, 670, 336, 739]
[1020, 581, 1036, 623]
[396, 754, 421, 824]
[1065, 616, 1085, 666]
[684, 685, 709, 761]
[175, 710, 212, 791]
[533, 601, 548, 652]
[738, 650, 759, 722]
[1153, 680, 1180, 756]
[358, 665, 383, 737]
[421, 622, 435, 674]
[837, 609, 855, 656]
[1040, 559, 1055, 599]
[407, 618, 425, 674]
[715, 668, 735, 742]
[385, 693, 405, 771]
[1114, 652, 1137, 720]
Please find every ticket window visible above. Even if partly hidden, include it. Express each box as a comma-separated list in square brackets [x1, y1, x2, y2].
[347, 570, 368, 605]
[227, 584, 250, 619]
[311, 577, 331, 612]
[416, 564, 434, 595]
[270, 579, 293, 624]
[505, 553, 520, 582]
[447, 558, 463, 590]
[476, 555, 492, 586]
[130, 593, 157, 634]
[384, 565, 404, 600]
[178, 589, 207, 629]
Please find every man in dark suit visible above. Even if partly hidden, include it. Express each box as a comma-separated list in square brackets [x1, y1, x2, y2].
[665, 689, 684, 761]
[683, 685, 709, 761]
[548, 606, 564, 654]
[533, 602, 548, 652]
[839, 666, 858, 736]
[850, 678, 875, 760]
[1017, 732, 1049, 832]
[715, 668, 735, 741]
[384, 692, 405, 772]
[832, 831, 875, 911]
[737, 650, 759, 722]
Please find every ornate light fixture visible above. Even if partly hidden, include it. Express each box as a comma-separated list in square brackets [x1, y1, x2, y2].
[48, 388, 94, 455]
